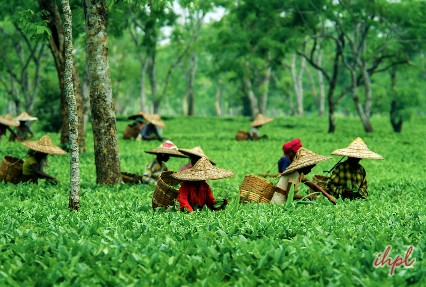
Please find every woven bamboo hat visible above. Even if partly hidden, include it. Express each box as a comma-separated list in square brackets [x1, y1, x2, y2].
[21, 135, 67, 155]
[172, 157, 233, 181]
[145, 140, 187, 158]
[331, 137, 384, 160]
[178, 146, 216, 165]
[15, 112, 38, 121]
[282, 148, 331, 175]
[250, 114, 273, 127]
[0, 114, 20, 127]
[144, 113, 166, 128]
[128, 111, 145, 121]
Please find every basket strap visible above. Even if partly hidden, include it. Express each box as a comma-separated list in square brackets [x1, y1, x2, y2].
[323, 156, 345, 175]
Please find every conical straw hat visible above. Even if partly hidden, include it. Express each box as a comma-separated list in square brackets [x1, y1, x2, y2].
[331, 137, 383, 160]
[250, 114, 273, 127]
[127, 111, 145, 121]
[145, 140, 187, 158]
[282, 148, 331, 175]
[0, 114, 19, 127]
[21, 135, 67, 155]
[178, 146, 216, 165]
[172, 157, 234, 181]
[144, 113, 166, 128]
[15, 112, 38, 121]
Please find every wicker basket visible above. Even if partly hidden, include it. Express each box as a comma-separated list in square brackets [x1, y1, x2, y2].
[235, 130, 249, 141]
[152, 171, 182, 209]
[121, 172, 143, 184]
[123, 123, 144, 140]
[0, 156, 23, 184]
[239, 174, 284, 203]
[310, 174, 329, 193]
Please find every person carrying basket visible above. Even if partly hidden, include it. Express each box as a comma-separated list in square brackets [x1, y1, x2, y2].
[271, 148, 335, 204]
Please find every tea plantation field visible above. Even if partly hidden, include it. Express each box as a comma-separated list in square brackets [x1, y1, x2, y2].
[0, 115, 425, 286]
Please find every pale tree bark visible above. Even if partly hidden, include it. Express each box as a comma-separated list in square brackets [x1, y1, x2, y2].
[214, 85, 222, 117]
[0, 26, 45, 114]
[343, 23, 373, 132]
[242, 76, 259, 117]
[84, 0, 121, 184]
[128, 18, 149, 112]
[148, 54, 158, 113]
[259, 65, 272, 115]
[62, 0, 80, 211]
[38, 0, 86, 151]
[139, 59, 149, 112]
[82, 64, 90, 136]
[290, 53, 306, 116]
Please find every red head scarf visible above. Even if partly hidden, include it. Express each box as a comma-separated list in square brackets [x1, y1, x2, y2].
[283, 138, 302, 154]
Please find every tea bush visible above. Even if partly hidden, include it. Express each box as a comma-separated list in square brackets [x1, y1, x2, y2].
[0, 115, 425, 286]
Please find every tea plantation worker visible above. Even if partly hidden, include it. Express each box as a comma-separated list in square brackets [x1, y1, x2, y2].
[178, 146, 216, 171]
[271, 148, 335, 204]
[249, 114, 273, 140]
[0, 114, 19, 143]
[10, 112, 38, 142]
[278, 138, 303, 173]
[172, 157, 233, 213]
[123, 112, 145, 140]
[137, 113, 165, 142]
[20, 135, 66, 185]
[327, 137, 383, 200]
[142, 140, 187, 184]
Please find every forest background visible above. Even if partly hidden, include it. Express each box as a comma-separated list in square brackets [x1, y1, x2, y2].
[1, 0, 426, 137]
[1, 1, 425, 284]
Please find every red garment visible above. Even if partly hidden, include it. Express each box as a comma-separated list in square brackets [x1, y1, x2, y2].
[283, 138, 302, 154]
[178, 181, 216, 212]
[179, 162, 193, 171]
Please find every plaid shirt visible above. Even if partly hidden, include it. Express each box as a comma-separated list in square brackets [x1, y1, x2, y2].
[327, 160, 368, 199]
[142, 159, 168, 184]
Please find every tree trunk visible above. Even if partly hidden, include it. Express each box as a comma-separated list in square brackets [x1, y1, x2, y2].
[259, 65, 272, 115]
[361, 62, 372, 117]
[139, 58, 148, 112]
[242, 76, 259, 118]
[389, 70, 403, 133]
[317, 50, 325, 116]
[349, 69, 373, 133]
[82, 63, 90, 137]
[84, 0, 121, 184]
[214, 84, 222, 117]
[38, 0, 86, 152]
[187, 51, 197, 116]
[62, 0, 80, 211]
[291, 54, 305, 116]
[148, 53, 159, 114]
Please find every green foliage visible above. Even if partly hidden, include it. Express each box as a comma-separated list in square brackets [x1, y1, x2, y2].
[1, 116, 425, 285]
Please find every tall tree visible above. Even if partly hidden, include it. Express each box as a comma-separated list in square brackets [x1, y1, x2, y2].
[209, 0, 287, 117]
[62, 0, 80, 211]
[38, 0, 86, 151]
[0, 20, 46, 114]
[84, 0, 121, 184]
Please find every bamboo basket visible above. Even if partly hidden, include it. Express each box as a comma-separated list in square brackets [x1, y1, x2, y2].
[121, 172, 143, 184]
[235, 130, 249, 141]
[152, 171, 182, 209]
[123, 123, 144, 140]
[0, 156, 23, 184]
[239, 174, 284, 203]
[310, 174, 329, 193]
